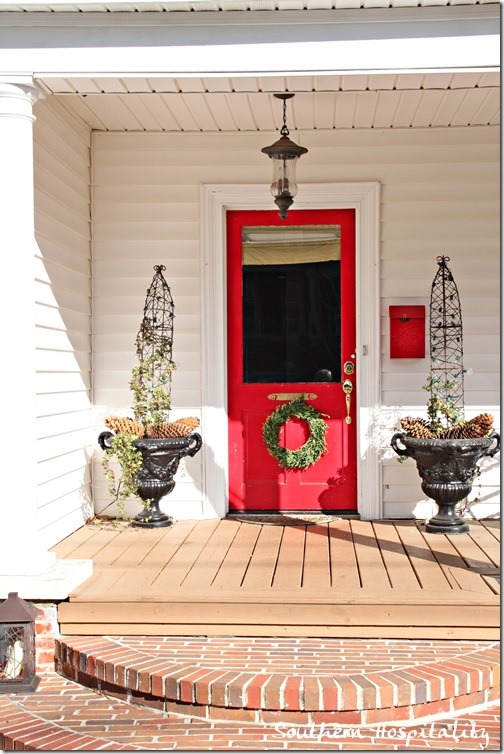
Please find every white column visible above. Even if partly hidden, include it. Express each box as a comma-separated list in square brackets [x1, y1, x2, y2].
[0, 78, 55, 576]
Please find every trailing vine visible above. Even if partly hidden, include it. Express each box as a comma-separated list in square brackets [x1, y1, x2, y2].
[101, 433, 146, 518]
[262, 396, 328, 470]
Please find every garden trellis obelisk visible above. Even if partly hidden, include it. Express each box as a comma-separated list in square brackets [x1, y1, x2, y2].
[429, 255, 464, 413]
[130, 264, 175, 427]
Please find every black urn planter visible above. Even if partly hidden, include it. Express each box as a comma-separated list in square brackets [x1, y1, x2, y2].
[391, 432, 500, 534]
[98, 432, 202, 528]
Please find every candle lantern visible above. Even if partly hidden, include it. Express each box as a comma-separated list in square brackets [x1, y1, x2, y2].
[0, 592, 41, 693]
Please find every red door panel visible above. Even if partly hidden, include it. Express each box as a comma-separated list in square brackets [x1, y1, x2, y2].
[227, 209, 356, 512]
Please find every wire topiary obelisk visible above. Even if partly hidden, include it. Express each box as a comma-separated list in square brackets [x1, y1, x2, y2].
[429, 255, 464, 423]
[130, 264, 175, 429]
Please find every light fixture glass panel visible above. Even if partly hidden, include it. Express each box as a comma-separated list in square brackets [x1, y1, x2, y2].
[270, 156, 299, 199]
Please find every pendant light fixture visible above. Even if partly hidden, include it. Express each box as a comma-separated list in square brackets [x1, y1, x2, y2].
[261, 93, 308, 220]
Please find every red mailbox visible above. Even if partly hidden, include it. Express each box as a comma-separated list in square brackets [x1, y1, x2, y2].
[389, 305, 425, 359]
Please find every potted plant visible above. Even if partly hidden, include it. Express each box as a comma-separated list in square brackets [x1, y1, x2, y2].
[391, 375, 499, 534]
[98, 265, 202, 528]
[391, 256, 499, 534]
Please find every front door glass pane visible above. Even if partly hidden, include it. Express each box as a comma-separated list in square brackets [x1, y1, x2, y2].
[242, 225, 341, 384]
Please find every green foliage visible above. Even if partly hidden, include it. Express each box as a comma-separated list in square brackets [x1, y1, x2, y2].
[101, 433, 146, 517]
[423, 374, 463, 434]
[262, 396, 328, 470]
[130, 321, 175, 428]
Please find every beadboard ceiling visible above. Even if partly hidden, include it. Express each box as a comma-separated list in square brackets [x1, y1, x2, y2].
[41, 72, 500, 132]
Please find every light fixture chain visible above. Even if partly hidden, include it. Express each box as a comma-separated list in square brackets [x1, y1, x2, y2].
[280, 97, 289, 137]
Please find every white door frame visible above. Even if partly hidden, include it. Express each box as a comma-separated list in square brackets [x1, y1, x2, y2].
[200, 182, 381, 520]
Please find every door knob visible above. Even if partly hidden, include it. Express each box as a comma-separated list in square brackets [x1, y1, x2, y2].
[342, 379, 353, 425]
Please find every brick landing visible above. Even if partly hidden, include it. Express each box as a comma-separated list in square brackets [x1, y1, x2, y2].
[0, 672, 500, 750]
[56, 637, 500, 725]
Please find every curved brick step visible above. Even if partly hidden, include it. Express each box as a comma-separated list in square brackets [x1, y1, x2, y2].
[56, 636, 500, 725]
[1, 673, 500, 751]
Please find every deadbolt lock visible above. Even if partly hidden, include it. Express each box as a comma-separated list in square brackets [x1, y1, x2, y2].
[343, 361, 355, 375]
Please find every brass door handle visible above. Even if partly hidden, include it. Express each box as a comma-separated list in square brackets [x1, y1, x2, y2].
[342, 379, 353, 425]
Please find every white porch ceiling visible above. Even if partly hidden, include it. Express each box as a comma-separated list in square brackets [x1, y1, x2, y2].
[2, 0, 499, 10]
[41, 72, 500, 131]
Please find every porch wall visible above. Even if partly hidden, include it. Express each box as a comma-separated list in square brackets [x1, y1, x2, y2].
[33, 98, 93, 547]
[91, 125, 499, 520]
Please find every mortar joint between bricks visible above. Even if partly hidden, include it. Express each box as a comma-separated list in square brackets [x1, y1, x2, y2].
[299, 676, 305, 711]
[259, 675, 273, 709]
[240, 674, 255, 709]
[279, 676, 288, 710]
[315, 676, 324, 712]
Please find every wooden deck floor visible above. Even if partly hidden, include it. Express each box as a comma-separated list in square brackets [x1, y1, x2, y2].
[53, 518, 500, 639]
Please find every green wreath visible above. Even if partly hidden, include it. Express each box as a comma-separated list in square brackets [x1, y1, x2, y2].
[262, 396, 329, 470]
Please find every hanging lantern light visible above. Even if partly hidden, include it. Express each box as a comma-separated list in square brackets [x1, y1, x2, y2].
[0, 593, 41, 694]
[261, 93, 308, 220]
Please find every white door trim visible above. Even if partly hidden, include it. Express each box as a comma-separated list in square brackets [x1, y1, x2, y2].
[200, 182, 381, 520]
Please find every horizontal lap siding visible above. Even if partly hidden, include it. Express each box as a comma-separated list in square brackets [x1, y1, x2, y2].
[33, 98, 92, 547]
[92, 133, 207, 519]
[93, 126, 499, 520]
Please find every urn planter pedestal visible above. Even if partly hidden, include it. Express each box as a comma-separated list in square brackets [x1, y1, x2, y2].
[98, 432, 202, 528]
[391, 432, 500, 534]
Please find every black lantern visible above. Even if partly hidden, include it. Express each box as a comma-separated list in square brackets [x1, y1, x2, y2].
[261, 93, 308, 219]
[0, 593, 41, 693]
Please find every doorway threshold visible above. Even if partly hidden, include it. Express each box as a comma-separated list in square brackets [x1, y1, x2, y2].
[226, 512, 360, 526]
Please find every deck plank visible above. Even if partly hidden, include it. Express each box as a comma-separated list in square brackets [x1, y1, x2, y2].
[71, 526, 177, 599]
[465, 521, 500, 568]
[211, 522, 262, 588]
[372, 521, 421, 590]
[350, 519, 391, 589]
[481, 574, 500, 595]
[59, 623, 500, 640]
[181, 519, 241, 588]
[57, 599, 499, 628]
[480, 519, 500, 541]
[446, 529, 498, 573]
[394, 521, 453, 591]
[51, 524, 104, 559]
[328, 520, 361, 589]
[55, 527, 123, 561]
[151, 519, 221, 590]
[104, 520, 198, 596]
[80, 526, 144, 567]
[241, 525, 283, 589]
[421, 529, 495, 594]
[271, 524, 305, 589]
[302, 525, 331, 589]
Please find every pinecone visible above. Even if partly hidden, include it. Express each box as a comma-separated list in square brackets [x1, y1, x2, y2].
[146, 423, 171, 439]
[400, 417, 435, 439]
[466, 413, 494, 437]
[146, 420, 195, 439]
[440, 413, 494, 439]
[104, 416, 145, 437]
[440, 423, 470, 439]
[177, 417, 200, 431]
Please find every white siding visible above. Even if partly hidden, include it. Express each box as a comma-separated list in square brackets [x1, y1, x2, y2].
[33, 97, 93, 547]
[93, 125, 499, 520]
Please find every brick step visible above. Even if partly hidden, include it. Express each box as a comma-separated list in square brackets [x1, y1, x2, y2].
[1, 673, 500, 751]
[56, 636, 500, 725]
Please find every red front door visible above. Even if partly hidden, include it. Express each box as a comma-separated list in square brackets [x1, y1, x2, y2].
[227, 209, 357, 512]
